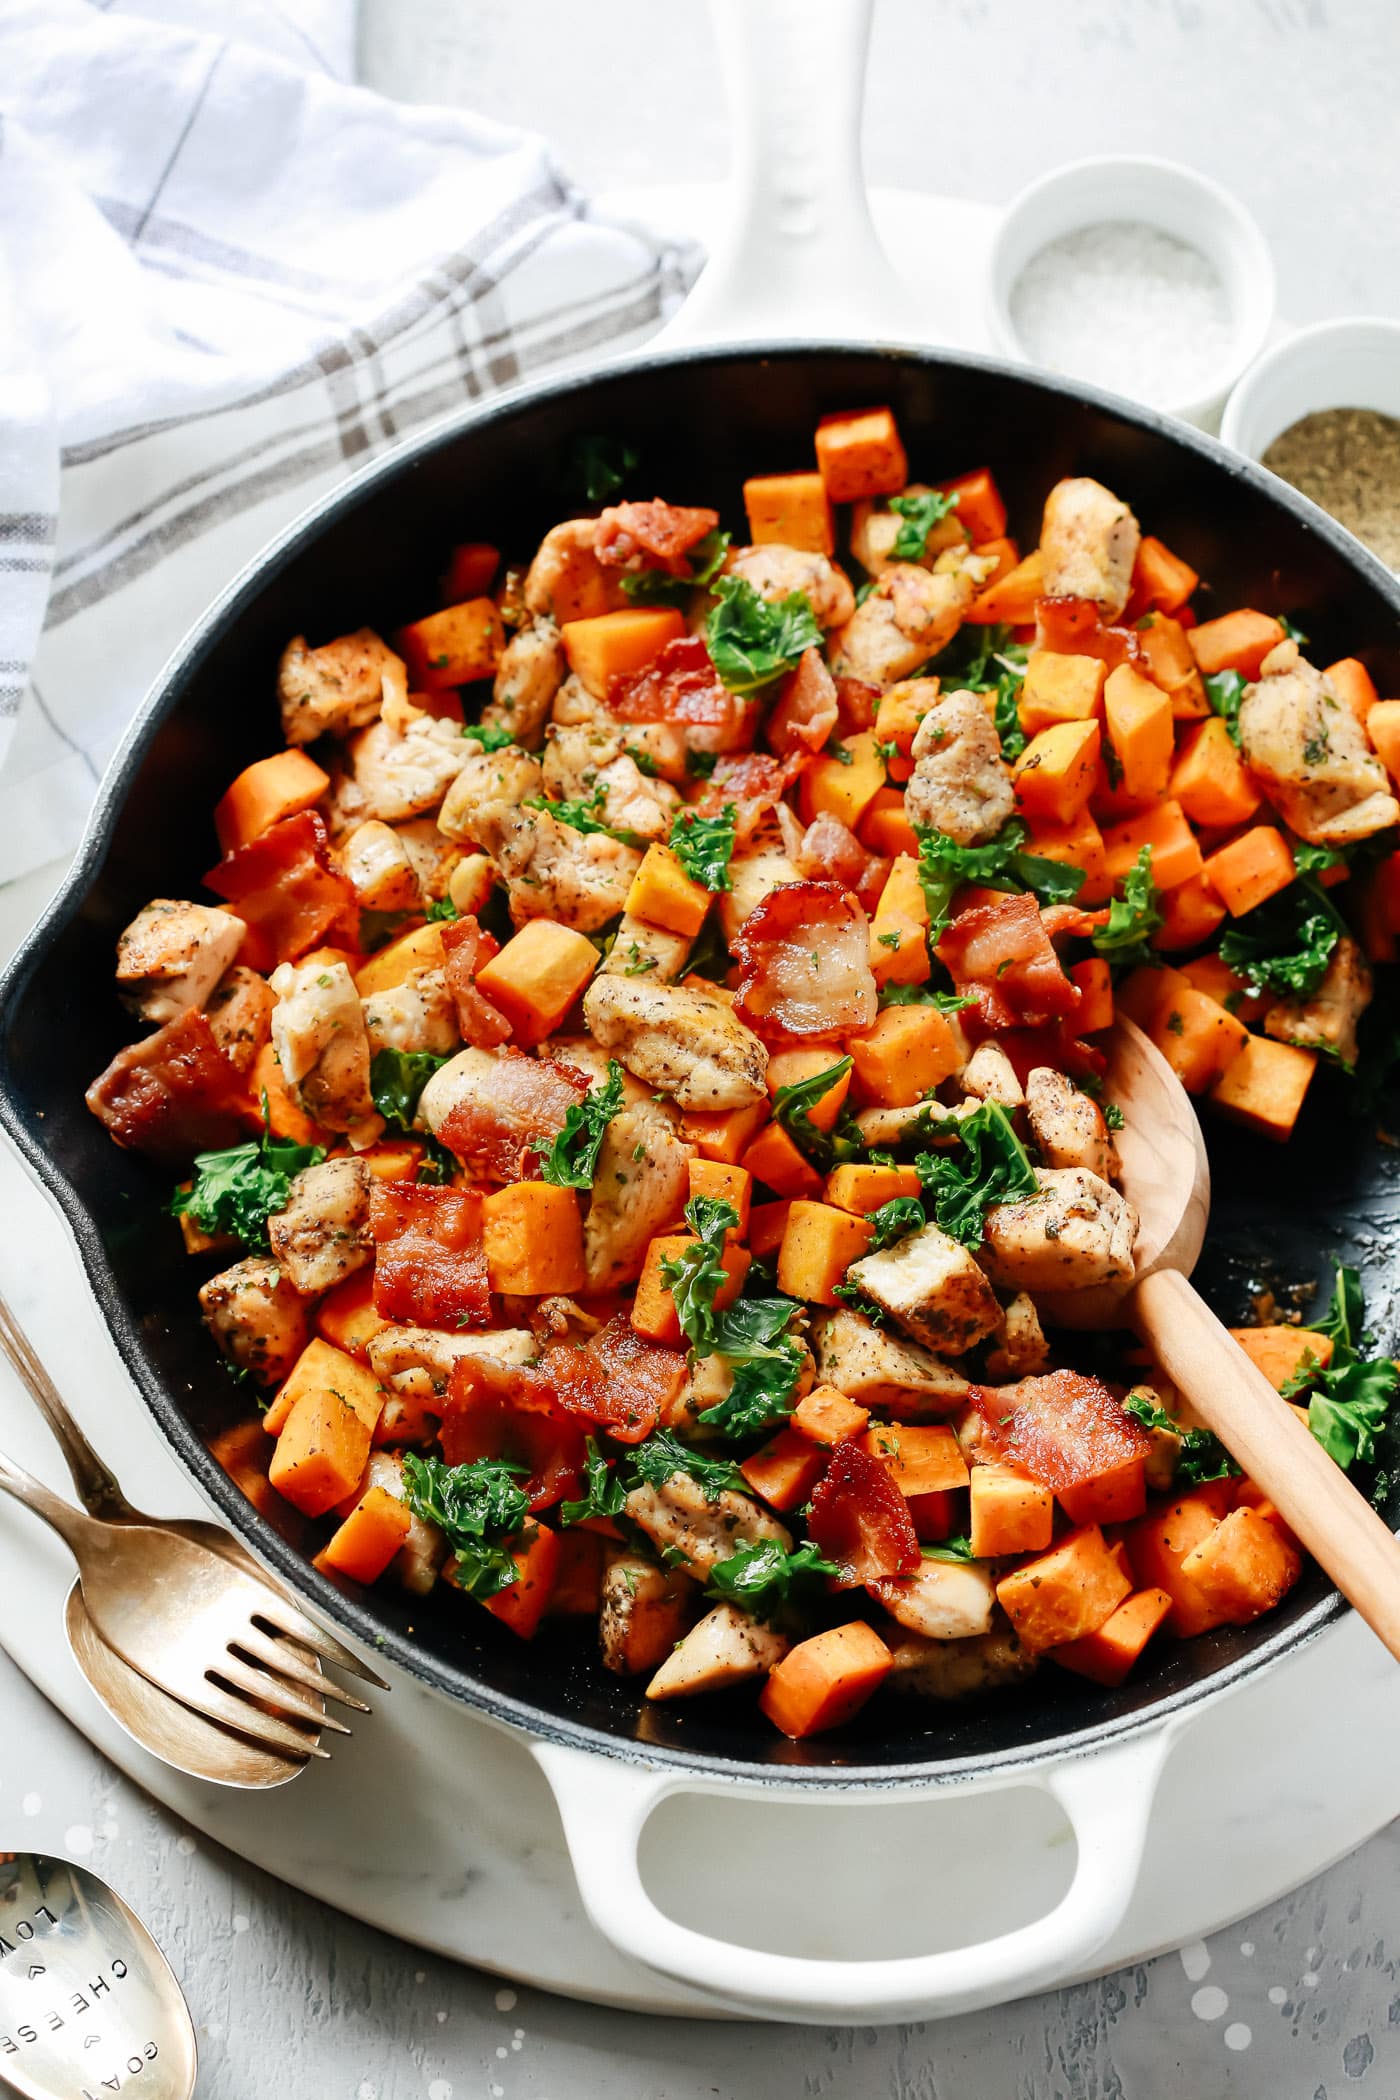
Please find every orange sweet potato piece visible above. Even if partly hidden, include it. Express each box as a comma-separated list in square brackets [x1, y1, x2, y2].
[758, 1621, 893, 1737]
[741, 1121, 824, 1201]
[937, 466, 1006, 545]
[868, 852, 930, 987]
[474, 918, 598, 1046]
[560, 608, 685, 698]
[443, 541, 499, 602]
[743, 471, 834, 555]
[1136, 612, 1208, 719]
[1101, 799, 1203, 891]
[267, 1344, 386, 1518]
[680, 1099, 769, 1166]
[482, 1181, 585, 1295]
[1188, 609, 1286, 680]
[848, 1004, 961, 1107]
[688, 1158, 753, 1238]
[1051, 1586, 1173, 1686]
[1018, 652, 1106, 736]
[966, 548, 1044, 625]
[1153, 872, 1228, 953]
[1326, 656, 1380, 724]
[1104, 664, 1173, 802]
[1202, 826, 1295, 916]
[1210, 1034, 1317, 1140]
[398, 598, 504, 689]
[353, 922, 446, 996]
[477, 1525, 563, 1639]
[1013, 718, 1101, 823]
[214, 749, 329, 857]
[1229, 1324, 1333, 1390]
[315, 1484, 412, 1584]
[995, 1525, 1132, 1651]
[777, 1201, 874, 1307]
[740, 1428, 828, 1513]
[625, 843, 711, 939]
[1068, 956, 1114, 1031]
[969, 1464, 1054, 1558]
[765, 1048, 852, 1130]
[824, 1162, 922, 1215]
[1365, 698, 1400, 784]
[315, 1268, 388, 1364]
[792, 1383, 872, 1447]
[253, 1040, 328, 1148]
[1124, 1481, 1236, 1636]
[1026, 809, 1111, 904]
[632, 1234, 749, 1345]
[800, 730, 886, 830]
[1169, 717, 1262, 829]
[748, 1198, 793, 1260]
[814, 408, 908, 503]
[1128, 535, 1199, 618]
[1179, 1504, 1302, 1624]
[862, 1422, 968, 1498]
[1149, 981, 1249, 1094]
[1058, 1455, 1148, 1527]
[858, 786, 921, 860]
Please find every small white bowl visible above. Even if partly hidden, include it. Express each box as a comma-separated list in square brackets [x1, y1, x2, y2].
[987, 155, 1276, 429]
[1221, 315, 1400, 460]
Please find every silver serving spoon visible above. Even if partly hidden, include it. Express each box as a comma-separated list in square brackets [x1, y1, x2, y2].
[0, 1853, 197, 2100]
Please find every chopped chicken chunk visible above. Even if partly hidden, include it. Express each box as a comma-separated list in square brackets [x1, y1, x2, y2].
[480, 617, 565, 749]
[523, 519, 622, 625]
[981, 1167, 1138, 1292]
[1264, 933, 1373, 1069]
[278, 629, 406, 746]
[479, 805, 641, 932]
[584, 1098, 693, 1290]
[810, 1308, 968, 1416]
[599, 1552, 697, 1676]
[725, 543, 856, 628]
[1039, 477, 1139, 619]
[358, 1450, 446, 1596]
[960, 1041, 1026, 1109]
[543, 723, 681, 841]
[268, 959, 379, 1142]
[339, 821, 421, 914]
[646, 1602, 789, 1700]
[582, 975, 768, 1109]
[361, 968, 461, 1058]
[1025, 1066, 1118, 1179]
[198, 1256, 308, 1387]
[625, 1473, 791, 1579]
[830, 549, 993, 686]
[847, 1222, 1003, 1354]
[718, 842, 804, 943]
[342, 712, 476, 824]
[367, 1325, 537, 1403]
[884, 1622, 1038, 1700]
[904, 688, 1016, 844]
[436, 746, 544, 847]
[393, 818, 461, 904]
[871, 1559, 996, 1642]
[599, 912, 693, 984]
[1240, 646, 1400, 845]
[849, 487, 966, 576]
[984, 1292, 1050, 1381]
[115, 900, 245, 1025]
[205, 965, 273, 1076]
[267, 1156, 373, 1295]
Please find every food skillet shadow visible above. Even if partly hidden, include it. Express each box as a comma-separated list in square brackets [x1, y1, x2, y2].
[4, 345, 1400, 1782]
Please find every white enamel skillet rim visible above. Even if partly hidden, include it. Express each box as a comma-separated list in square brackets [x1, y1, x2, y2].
[2, 0, 1398, 2029]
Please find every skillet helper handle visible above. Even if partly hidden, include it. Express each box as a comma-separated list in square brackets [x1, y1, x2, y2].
[1132, 1266, 1400, 1664]
[533, 1730, 1172, 2023]
[657, 0, 916, 347]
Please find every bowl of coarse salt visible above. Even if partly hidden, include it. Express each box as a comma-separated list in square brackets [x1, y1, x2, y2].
[987, 155, 1275, 430]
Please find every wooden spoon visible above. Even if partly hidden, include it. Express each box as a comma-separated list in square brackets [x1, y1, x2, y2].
[1041, 1016, 1400, 1663]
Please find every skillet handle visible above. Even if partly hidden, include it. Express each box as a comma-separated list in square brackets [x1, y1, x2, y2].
[533, 1726, 1173, 2022]
[656, 0, 919, 347]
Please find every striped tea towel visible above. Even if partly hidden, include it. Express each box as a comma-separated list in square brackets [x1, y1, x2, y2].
[0, 0, 699, 886]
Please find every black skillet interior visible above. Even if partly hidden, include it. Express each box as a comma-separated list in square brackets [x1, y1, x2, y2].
[3, 344, 1400, 1787]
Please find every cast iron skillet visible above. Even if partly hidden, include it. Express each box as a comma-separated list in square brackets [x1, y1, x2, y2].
[2, 342, 1399, 1789]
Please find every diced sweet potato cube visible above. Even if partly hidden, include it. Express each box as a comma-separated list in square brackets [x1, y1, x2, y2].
[1058, 1455, 1148, 1527]
[481, 1524, 563, 1640]
[1128, 535, 1199, 618]
[398, 598, 504, 689]
[758, 1620, 893, 1737]
[315, 1268, 388, 1363]
[680, 1101, 769, 1165]
[482, 1181, 585, 1295]
[1124, 1481, 1236, 1636]
[1101, 800, 1203, 891]
[859, 786, 921, 860]
[848, 1005, 961, 1107]
[632, 1233, 749, 1345]
[1169, 717, 1262, 829]
[777, 1201, 874, 1307]
[799, 731, 887, 830]
[792, 1382, 871, 1447]
[1153, 872, 1228, 953]
[1069, 956, 1113, 1031]
[824, 1162, 922, 1215]
[1018, 652, 1106, 736]
[1180, 1505, 1302, 1624]
[1210, 1034, 1317, 1141]
[560, 608, 685, 700]
[267, 1343, 386, 1518]
[868, 853, 931, 987]
[1202, 827, 1294, 917]
[862, 1422, 968, 1498]
[214, 749, 329, 857]
[1188, 609, 1285, 680]
[741, 1122, 824, 1201]
[966, 548, 1043, 625]
[743, 471, 834, 555]
[995, 1524, 1131, 1651]
[315, 1484, 412, 1584]
[969, 1463, 1053, 1558]
[1026, 809, 1111, 904]
[1229, 1324, 1333, 1391]
[1104, 664, 1174, 802]
[687, 1158, 752, 1238]
[474, 918, 598, 1046]
[748, 1198, 792, 1259]
[1014, 718, 1101, 823]
[740, 1428, 828, 1512]
[765, 1048, 852, 1130]
[353, 922, 446, 997]
[1051, 1586, 1173, 1686]
[814, 408, 908, 503]
[626, 843, 711, 939]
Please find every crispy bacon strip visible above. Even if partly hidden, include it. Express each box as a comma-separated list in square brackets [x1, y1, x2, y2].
[595, 499, 720, 575]
[991, 1025, 1107, 1086]
[369, 1183, 491, 1330]
[807, 1438, 921, 1588]
[732, 879, 878, 1043]
[968, 1370, 1150, 1490]
[767, 647, 840, 757]
[1035, 596, 1146, 672]
[833, 676, 880, 735]
[1039, 903, 1112, 942]
[85, 1008, 252, 1164]
[441, 1355, 584, 1511]
[937, 892, 1081, 1030]
[696, 750, 809, 845]
[437, 1048, 588, 1183]
[609, 635, 740, 729]
[795, 815, 887, 914]
[440, 916, 512, 1049]
[204, 810, 356, 970]
[544, 1313, 686, 1446]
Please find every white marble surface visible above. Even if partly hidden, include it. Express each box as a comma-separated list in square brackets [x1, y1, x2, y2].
[7, 1, 1400, 2093]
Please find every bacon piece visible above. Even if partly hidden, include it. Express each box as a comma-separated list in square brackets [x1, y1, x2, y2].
[441, 1355, 584, 1511]
[85, 1008, 252, 1164]
[436, 1048, 588, 1182]
[795, 815, 887, 913]
[369, 1183, 491, 1330]
[544, 1313, 686, 1446]
[595, 500, 720, 576]
[1035, 596, 1146, 673]
[440, 916, 512, 1049]
[1039, 902, 1111, 942]
[732, 879, 878, 1043]
[937, 893, 1081, 1030]
[968, 1370, 1150, 1490]
[609, 635, 742, 731]
[696, 749, 810, 845]
[833, 676, 880, 735]
[807, 1438, 921, 1588]
[205, 811, 356, 969]
[767, 647, 840, 757]
[991, 1024, 1107, 1087]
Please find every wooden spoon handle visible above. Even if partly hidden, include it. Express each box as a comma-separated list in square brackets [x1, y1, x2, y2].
[1132, 1266, 1400, 1663]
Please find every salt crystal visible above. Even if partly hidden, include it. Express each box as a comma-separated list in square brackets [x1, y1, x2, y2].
[1009, 221, 1235, 409]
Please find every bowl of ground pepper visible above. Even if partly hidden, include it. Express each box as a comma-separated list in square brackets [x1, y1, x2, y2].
[1221, 316, 1400, 570]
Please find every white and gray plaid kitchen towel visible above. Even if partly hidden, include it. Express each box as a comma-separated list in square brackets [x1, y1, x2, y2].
[0, 0, 698, 886]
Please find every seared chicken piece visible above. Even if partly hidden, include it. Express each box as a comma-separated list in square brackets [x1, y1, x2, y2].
[884, 1622, 1038, 1700]
[368, 1325, 537, 1404]
[277, 628, 406, 746]
[447, 852, 497, 919]
[1038, 477, 1139, 619]
[522, 519, 623, 627]
[1264, 933, 1373, 1069]
[339, 820, 421, 914]
[984, 1291, 1050, 1381]
[600, 1551, 698, 1676]
[831, 549, 994, 687]
[718, 841, 804, 944]
[543, 723, 681, 842]
[904, 687, 1017, 845]
[343, 713, 476, 824]
[854, 1097, 979, 1149]
[582, 975, 768, 1110]
[599, 911, 693, 984]
[646, 1601, 789, 1700]
[268, 959, 379, 1142]
[361, 968, 461, 1058]
[849, 487, 966, 577]
[846, 1222, 1003, 1354]
[584, 1098, 693, 1290]
[358, 1450, 446, 1597]
[981, 1167, 1138, 1292]
[436, 746, 544, 846]
[205, 965, 274, 1077]
[1025, 1066, 1118, 1179]
[198, 1256, 308, 1387]
[960, 1041, 1026, 1110]
[393, 818, 461, 905]
[625, 1473, 791, 1579]
[115, 900, 245, 1025]
[480, 616, 566, 749]
[725, 543, 856, 629]
[479, 805, 641, 933]
[811, 1308, 969, 1416]
[871, 1558, 996, 1642]
[545, 1035, 650, 1102]
[1239, 646, 1400, 845]
[267, 1156, 373, 1296]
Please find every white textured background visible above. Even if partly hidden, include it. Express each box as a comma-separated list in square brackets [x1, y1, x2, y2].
[6, 2, 1400, 2095]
